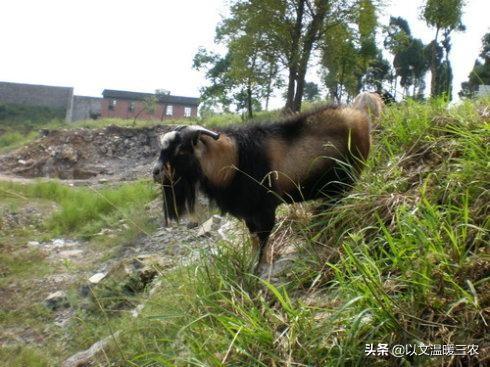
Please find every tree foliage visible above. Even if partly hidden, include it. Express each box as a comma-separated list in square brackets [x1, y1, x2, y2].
[303, 81, 321, 101]
[422, 0, 465, 99]
[194, 0, 384, 113]
[460, 33, 490, 98]
[321, 0, 383, 102]
[384, 17, 428, 99]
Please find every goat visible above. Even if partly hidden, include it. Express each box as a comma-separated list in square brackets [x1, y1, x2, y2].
[152, 102, 372, 271]
[352, 92, 385, 127]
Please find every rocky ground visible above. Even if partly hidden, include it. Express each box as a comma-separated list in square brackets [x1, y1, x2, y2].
[0, 124, 171, 181]
[0, 124, 303, 366]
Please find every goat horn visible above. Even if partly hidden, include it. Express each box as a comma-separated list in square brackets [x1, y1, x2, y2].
[186, 125, 220, 140]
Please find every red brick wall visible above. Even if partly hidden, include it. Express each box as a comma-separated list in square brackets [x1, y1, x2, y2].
[100, 99, 198, 120]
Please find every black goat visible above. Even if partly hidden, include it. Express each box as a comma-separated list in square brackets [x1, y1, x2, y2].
[152, 103, 371, 271]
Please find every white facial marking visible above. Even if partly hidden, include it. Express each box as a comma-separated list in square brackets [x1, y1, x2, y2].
[159, 131, 178, 149]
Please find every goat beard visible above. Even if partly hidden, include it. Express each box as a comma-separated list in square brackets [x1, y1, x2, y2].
[161, 173, 198, 226]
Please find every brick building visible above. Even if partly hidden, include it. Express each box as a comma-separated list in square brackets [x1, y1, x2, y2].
[0, 81, 199, 123]
[101, 89, 199, 121]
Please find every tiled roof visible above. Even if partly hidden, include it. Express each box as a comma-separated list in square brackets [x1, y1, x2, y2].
[102, 89, 199, 105]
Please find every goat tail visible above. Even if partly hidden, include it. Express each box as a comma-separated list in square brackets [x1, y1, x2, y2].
[351, 92, 384, 131]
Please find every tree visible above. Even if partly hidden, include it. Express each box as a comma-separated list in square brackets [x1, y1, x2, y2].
[212, 0, 373, 112]
[322, 21, 360, 102]
[303, 82, 320, 101]
[321, 0, 381, 103]
[384, 17, 428, 99]
[133, 95, 157, 125]
[194, 1, 284, 118]
[362, 52, 393, 92]
[422, 0, 465, 98]
[193, 49, 234, 113]
[460, 33, 490, 98]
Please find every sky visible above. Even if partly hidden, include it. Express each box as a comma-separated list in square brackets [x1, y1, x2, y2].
[0, 0, 488, 108]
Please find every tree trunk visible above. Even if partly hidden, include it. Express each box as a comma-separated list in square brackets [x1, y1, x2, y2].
[264, 60, 275, 111]
[285, 0, 305, 112]
[246, 82, 253, 119]
[292, 0, 328, 111]
[430, 27, 440, 97]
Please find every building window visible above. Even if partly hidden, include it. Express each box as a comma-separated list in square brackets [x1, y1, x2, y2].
[166, 105, 173, 116]
[129, 101, 135, 112]
[184, 107, 192, 117]
[108, 99, 117, 110]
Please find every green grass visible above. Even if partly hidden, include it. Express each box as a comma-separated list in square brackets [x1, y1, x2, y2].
[0, 180, 158, 238]
[96, 98, 489, 366]
[0, 180, 161, 365]
[0, 103, 66, 151]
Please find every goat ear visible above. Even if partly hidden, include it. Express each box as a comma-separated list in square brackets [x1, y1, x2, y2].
[193, 133, 219, 159]
[193, 136, 206, 158]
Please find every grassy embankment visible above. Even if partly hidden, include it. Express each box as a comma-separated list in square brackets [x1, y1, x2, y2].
[104, 98, 487, 366]
[0, 98, 488, 366]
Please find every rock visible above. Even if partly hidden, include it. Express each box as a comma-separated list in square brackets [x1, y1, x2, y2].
[27, 240, 40, 247]
[131, 304, 144, 318]
[96, 228, 113, 236]
[105, 255, 173, 293]
[52, 238, 65, 248]
[43, 290, 69, 310]
[62, 331, 120, 367]
[88, 272, 107, 284]
[186, 221, 199, 229]
[60, 145, 78, 162]
[58, 249, 83, 258]
[197, 215, 222, 237]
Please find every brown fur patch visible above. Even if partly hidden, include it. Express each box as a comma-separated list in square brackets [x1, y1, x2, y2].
[266, 107, 370, 194]
[196, 134, 238, 187]
[352, 92, 384, 126]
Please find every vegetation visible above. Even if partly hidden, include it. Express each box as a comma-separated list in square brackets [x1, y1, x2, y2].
[422, 0, 466, 99]
[383, 17, 428, 99]
[0, 179, 162, 366]
[460, 32, 490, 98]
[195, 0, 381, 114]
[0, 103, 65, 128]
[0, 96, 488, 366]
[91, 98, 486, 366]
[0, 103, 65, 152]
[0, 180, 158, 238]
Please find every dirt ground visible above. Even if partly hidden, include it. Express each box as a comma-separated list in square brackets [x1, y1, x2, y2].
[0, 124, 171, 182]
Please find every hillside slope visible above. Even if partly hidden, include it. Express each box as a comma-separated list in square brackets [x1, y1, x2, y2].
[105, 98, 489, 367]
[1, 99, 488, 366]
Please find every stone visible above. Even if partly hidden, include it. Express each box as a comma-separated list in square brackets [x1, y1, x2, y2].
[197, 215, 222, 237]
[44, 290, 69, 310]
[58, 249, 83, 258]
[88, 272, 107, 284]
[52, 238, 65, 248]
[186, 221, 199, 229]
[60, 145, 78, 162]
[62, 331, 120, 367]
[27, 240, 40, 247]
[104, 255, 172, 294]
